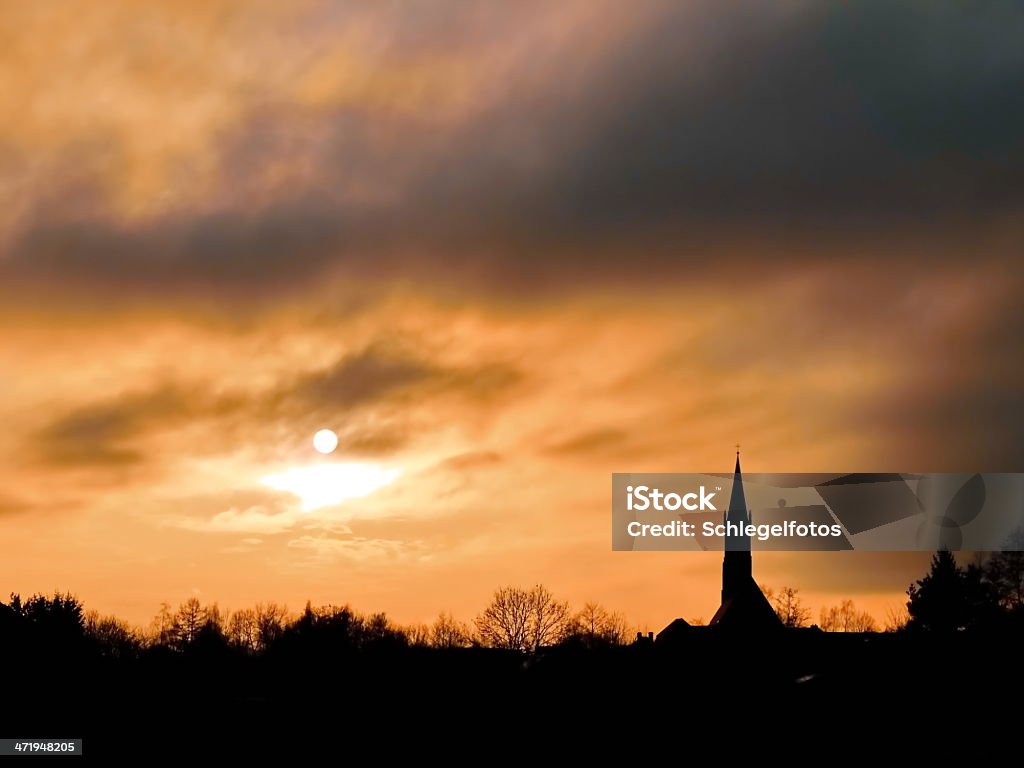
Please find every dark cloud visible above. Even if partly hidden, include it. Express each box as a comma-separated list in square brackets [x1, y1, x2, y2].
[0, 494, 30, 516]
[5, 197, 350, 298]
[2, 1, 1022, 301]
[545, 429, 627, 456]
[34, 387, 194, 467]
[32, 343, 521, 467]
[537, 1, 1024, 229]
[32, 383, 251, 469]
[292, 344, 436, 407]
[287, 343, 521, 410]
[11, 2, 1024, 473]
[880, 285, 1024, 469]
[339, 427, 413, 457]
[433, 451, 503, 471]
[856, 378, 1024, 471]
[845, 289, 1023, 469]
[275, 345, 521, 457]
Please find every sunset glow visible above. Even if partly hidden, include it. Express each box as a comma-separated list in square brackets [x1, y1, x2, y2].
[0, 0, 1020, 633]
[260, 463, 401, 512]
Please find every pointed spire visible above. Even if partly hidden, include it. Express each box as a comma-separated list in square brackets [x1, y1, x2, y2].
[727, 449, 747, 525]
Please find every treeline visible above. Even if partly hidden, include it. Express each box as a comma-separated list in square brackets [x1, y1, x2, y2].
[904, 547, 1024, 632]
[0, 584, 632, 661]
[3, 546, 1022, 661]
[757, 543, 1024, 633]
[757, 586, 886, 632]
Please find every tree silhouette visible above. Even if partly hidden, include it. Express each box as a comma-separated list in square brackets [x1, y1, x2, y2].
[884, 605, 910, 632]
[475, 587, 531, 651]
[20, 592, 85, 634]
[174, 597, 206, 647]
[984, 528, 1024, 612]
[226, 608, 259, 652]
[907, 550, 998, 632]
[404, 622, 431, 647]
[528, 585, 571, 650]
[430, 611, 473, 648]
[193, 615, 229, 653]
[254, 602, 288, 649]
[475, 585, 570, 652]
[819, 599, 877, 632]
[771, 587, 811, 628]
[566, 601, 631, 647]
[3, 592, 87, 653]
[272, 601, 406, 654]
[151, 602, 176, 647]
[362, 612, 409, 649]
[85, 611, 142, 659]
[203, 603, 224, 633]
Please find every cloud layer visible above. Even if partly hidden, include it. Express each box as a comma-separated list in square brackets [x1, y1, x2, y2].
[0, 1, 1021, 626]
[2, 1, 1022, 302]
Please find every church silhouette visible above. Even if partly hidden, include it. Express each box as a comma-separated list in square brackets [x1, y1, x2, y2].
[656, 452, 782, 643]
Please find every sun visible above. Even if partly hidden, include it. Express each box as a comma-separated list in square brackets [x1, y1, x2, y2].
[261, 463, 400, 511]
[312, 428, 339, 454]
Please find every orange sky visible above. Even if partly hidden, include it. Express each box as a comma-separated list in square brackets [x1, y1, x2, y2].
[0, 1, 1021, 630]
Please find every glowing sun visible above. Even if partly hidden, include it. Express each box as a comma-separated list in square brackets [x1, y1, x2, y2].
[313, 428, 339, 454]
[261, 463, 400, 511]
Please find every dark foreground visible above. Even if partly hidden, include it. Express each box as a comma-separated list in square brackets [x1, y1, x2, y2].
[6, 629, 1021, 758]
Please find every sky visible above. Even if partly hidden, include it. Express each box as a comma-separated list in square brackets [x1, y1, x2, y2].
[1, 1, 1022, 629]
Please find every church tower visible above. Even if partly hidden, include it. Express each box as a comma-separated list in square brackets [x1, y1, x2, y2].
[721, 451, 752, 602]
[709, 451, 782, 630]
[656, 450, 784, 642]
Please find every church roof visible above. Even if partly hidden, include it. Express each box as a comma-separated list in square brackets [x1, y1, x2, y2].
[709, 578, 782, 630]
[655, 618, 694, 644]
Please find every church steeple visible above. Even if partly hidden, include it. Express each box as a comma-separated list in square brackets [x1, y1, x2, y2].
[664, 449, 784, 635]
[725, 451, 751, 538]
[721, 450, 752, 601]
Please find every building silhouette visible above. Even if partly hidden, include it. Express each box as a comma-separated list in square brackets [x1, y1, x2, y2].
[657, 452, 781, 642]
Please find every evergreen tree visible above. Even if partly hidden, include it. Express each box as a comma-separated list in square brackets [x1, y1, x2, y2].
[907, 550, 997, 632]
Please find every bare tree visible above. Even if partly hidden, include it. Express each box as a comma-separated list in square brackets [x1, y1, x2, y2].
[227, 609, 259, 652]
[151, 602, 176, 647]
[254, 602, 288, 649]
[884, 604, 910, 632]
[405, 623, 432, 647]
[475, 585, 570, 652]
[430, 611, 472, 648]
[570, 601, 631, 646]
[528, 585, 571, 650]
[772, 586, 811, 628]
[819, 599, 878, 632]
[603, 611, 631, 644]
[476, 587, 532, 651]
[574, 602, 606, 638]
